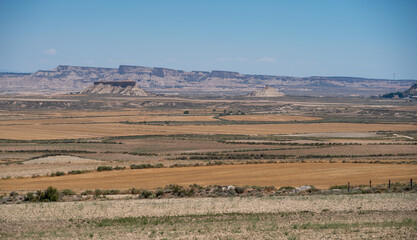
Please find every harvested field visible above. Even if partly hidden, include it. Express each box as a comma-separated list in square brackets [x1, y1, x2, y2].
[286, 132, 379, 138]
[0, 115, 216, 125]
[1, 163, 416, 192]
[0, 194, 416, 239]
[0, 122, 416, 140]
[243, 144, 417, 156]
[220, 114, 321, 122]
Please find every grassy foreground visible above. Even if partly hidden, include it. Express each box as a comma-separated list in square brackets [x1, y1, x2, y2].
[1, 193, 416, 239]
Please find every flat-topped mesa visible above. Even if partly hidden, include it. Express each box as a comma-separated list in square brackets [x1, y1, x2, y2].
[81, 80, 152, 96]
[118, 65, 153, 74]
[210, 70, 240, 78]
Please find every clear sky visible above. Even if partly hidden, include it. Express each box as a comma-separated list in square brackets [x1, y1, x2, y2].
[1, 0, 416, 79]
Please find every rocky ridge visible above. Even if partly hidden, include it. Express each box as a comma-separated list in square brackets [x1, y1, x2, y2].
[1, 65, 416, 96]
[248, 86, 285, 97]
[81, 81, 151, 96]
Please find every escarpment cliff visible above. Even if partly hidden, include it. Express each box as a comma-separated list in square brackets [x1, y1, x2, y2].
[1, 65, 416, 96]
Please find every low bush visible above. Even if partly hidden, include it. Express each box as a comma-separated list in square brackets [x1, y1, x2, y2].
[68, 170, 87, 175]
[81, 190, 93, 195]
[130, 188, 141, 194]
[61, 189, 75, 196]
[97, 166, 113, 172]
[94, 189, 103, 196]
[278, 186, 295, 191]
[24, 192, 36, 202]
[113, 166, 126, 170]
[26, 186, 59, 202]
[130, 163, 164, 169]
[9, 191, 19, 197]
[329, 185, 349, 190]
[50, 171, 65, 177]
[235, 186, 245, 194]
[140, 190, 154, 199]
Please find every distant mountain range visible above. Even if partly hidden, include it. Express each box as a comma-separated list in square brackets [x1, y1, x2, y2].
[0, 65, 416, 96]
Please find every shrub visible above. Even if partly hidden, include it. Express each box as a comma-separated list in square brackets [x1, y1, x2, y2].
[189, 184, 203, 190]
[81, 190, 93, 195]
[183, 111, 190, 114]
[164, 184, 187, 197]
[110, 189, 120, 195]
[130, 188, 141, 194]
[97, 166, 113, 172]
[235, 186, 245, 194]
[279, 186, 295, 191]
[39, 186, 59, 202]
[24, 192, 36, 202]
[113, 166, 126, 170]
[9, 191, 19, 197]
[329, 185, 349, 190]
[140, 190, 154, 199]
[155, 189, 165, 198]
[130, 163, 164, 169]
[51, 171, 65, 177]
[68, 170, 87, 175]
[61, 189, 75, 196]
[94, 189, 103, 196]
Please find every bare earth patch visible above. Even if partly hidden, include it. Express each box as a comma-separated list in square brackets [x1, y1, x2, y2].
[23, 155, 102, 165]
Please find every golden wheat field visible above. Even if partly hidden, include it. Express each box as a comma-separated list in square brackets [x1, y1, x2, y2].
[1, 163, 415, 192]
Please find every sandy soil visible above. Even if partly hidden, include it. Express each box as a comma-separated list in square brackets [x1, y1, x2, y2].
[1, 163, 416, 191]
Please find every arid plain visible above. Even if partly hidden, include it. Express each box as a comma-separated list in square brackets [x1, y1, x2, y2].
[0, 94, 416, 239]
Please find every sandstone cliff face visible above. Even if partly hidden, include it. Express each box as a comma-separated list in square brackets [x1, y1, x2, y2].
[1, 65, 416, 96]
[81, 81, 151, 96]
[248, 86, 285, 97]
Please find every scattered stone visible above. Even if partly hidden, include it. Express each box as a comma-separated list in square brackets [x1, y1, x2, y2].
[295, 185, 312, 192]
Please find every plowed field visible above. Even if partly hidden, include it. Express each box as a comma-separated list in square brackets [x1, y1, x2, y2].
[0, 122, 416, 140]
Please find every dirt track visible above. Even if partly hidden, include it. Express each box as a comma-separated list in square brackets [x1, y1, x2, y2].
[1, 163, 416, 191]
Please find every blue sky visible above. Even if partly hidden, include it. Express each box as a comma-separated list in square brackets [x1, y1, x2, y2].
[0, 0, 416, 79]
